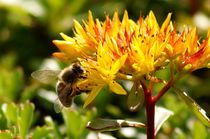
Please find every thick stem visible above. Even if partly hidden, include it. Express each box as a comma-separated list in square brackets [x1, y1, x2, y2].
[145, 89, 155, 139]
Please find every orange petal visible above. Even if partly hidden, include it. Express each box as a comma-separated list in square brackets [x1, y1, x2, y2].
[52, 52, 70, 61]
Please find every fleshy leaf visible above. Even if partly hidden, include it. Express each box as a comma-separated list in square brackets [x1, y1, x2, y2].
[18, 102, 35, 139]
[86, 118, 145, 132]
[173, 86, 210, 127]
[1, 103, 18, 126]
[31, 126, 51, 139]
[127, 83, 144, 112]
[62, 109, 89, 139]
[31, 116, 62, 139]
[155, 106, 174, 135]
[44, 116, 62, 139]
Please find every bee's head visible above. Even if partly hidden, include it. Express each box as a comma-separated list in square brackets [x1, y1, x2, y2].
[72, 63, 84, 75]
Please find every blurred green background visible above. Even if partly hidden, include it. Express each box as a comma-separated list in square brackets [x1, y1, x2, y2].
[0, 0, 209, 138]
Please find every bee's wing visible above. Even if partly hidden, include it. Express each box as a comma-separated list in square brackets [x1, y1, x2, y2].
[54, 98, 64, 113]
[31, 70, 61, 84]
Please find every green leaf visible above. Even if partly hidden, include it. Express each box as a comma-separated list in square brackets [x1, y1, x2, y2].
[86, 118, 145, 132]
[1, 103, 18, 126]
[44, 116, 62, 139]
[0, 130, 13, 139]
[193, 121, 207, 139]
[31, 116, 62, 139]
[31, 126, 51, 139]
[155, 106, 173, 135]
[62, 109, 86, 138]
[173, 86, 210, 127]
[127, 83, 144, 112]
[17, 102, 35, 139]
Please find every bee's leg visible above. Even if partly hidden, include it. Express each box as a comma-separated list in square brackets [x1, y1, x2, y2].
[79, 75, 87, 79]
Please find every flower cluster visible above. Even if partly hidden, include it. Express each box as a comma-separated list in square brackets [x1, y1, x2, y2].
[53, 11, 210, 107]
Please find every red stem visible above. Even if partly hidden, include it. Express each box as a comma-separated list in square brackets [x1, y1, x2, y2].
[145, 89, 155, 139]
[141, 76, 174, 139]
[153, 78, 174, 104]
[141, 81, 155, 139]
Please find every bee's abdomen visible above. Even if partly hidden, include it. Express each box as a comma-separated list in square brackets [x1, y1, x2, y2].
[57, 83, 73, 107]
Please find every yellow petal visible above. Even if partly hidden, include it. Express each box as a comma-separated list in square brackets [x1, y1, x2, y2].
[207, 27, 210, 37]
[122, 10, 129, 28]
[97, 43, 107, 68]
[52, 40, 79, 56]
[112, 9, 120, 24]
[74, 20, 88, 39]
[83, 85, 103, 107]
[109, 81, 127, 95]
[208, 28, 210, 45]
[186, 28, 198, 54]
[160, 13, 172, 32]
[147, 11, 159, 34]
[112, 10, 120, 37]
[60, 33, 75, 42]
[111, 54, 128, 74]
[88, 10, 95, 27]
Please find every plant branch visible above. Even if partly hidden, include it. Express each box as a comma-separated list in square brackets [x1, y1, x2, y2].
[153, 62, 175, 103]
[153, 77, 174, 104]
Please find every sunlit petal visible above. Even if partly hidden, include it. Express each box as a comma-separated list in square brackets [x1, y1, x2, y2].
[60, 33, 75, 42]
[160, 13, 172, 32]
[109, 81, 127, 95]
[111, 54, 128, 74]
[83, 85, 103, 108]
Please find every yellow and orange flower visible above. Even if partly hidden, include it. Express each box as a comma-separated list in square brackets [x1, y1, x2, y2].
[53, 10, 210, 106]
[78, 42, 127, 107]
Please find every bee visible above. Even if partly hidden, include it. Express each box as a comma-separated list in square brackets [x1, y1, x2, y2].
[31, 63, 87, 113]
